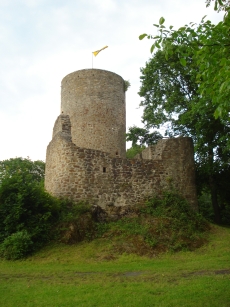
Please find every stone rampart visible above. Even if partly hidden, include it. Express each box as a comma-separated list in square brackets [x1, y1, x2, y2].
[45, 116, 197, 211]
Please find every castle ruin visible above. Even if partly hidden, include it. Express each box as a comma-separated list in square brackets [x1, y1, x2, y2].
[45, 69, 198, 214]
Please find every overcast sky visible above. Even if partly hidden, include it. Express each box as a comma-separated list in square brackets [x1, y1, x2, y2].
[0, 0, 223, 161]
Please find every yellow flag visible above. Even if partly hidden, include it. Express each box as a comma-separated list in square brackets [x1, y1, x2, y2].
[92, 46, 108, 56]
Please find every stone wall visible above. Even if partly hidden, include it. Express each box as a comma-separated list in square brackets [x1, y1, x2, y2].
[45, 115, 198, 211]
[61, 69, 126, 158]
[45, 68, 198, 215]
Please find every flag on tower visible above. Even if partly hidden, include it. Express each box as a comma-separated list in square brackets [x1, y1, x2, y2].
[92, 46, 108, 56]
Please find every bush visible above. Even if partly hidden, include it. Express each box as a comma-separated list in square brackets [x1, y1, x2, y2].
[0, 174, 60, 246]
[99, 191, 210, 255]
[0, 158, 61, 258]
[57, 201, 96, 244]
[0, 230, 33, 260]
[126, 145, 146, 159]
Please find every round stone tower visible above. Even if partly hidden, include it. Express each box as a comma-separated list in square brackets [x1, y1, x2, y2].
[61, 69, 126, 158]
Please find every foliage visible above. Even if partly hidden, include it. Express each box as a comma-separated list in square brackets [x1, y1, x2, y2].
[136, 39, 230, 223]
[139, 8, 230, 121]
[0, 157, 45, 185]
[126, 144, 146, 159]
[124, 80, 131, 91]
[138, 48, 198, 134]
[0, 158, 99, 259]
[206, 0, 230, 12]
[126, 126, 162, 147]
[0, 230, 33, 260]
[100, 191, 209, 255]
[57, 201, 97, 244]
[0, 158, 61, 259]
[0, 157, 212, 259]
[0, 173, 60, 245]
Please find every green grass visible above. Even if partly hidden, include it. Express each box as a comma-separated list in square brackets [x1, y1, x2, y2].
[0, 225, 230, 306]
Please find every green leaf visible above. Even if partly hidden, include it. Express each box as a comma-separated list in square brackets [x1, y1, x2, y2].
[180, 58, 187, 66]
[155, 42, 160, 49]
[214, 106, 222, 118]
[150, 44, 155, 53]
[159, 17, 165, 25]
[188, 34, 193, 41]
[139, 33, 148, 40]
[220, 58, 227, 66]
[201, 15, 207, 23]
[219, 81, 228, 93]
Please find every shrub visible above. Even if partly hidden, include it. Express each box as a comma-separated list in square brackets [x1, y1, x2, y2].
[0, 174, 60, 246]
[99, 191, 210, 255]
[0, 230, 33, 260]
[0, 158, 61, 258]
[126, 145, 146, 159]
[57, 201, 96, 244]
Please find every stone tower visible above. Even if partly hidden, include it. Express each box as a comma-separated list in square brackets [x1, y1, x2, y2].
[60, 69, 126, 158]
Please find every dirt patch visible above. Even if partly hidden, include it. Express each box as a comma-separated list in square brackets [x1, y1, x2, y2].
[182, 269, 230, 278]
[0, 268, 229, 284]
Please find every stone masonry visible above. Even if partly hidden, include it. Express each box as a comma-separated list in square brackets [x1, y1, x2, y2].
[45, 69, 198, 213]
[61, 69, 126, 158]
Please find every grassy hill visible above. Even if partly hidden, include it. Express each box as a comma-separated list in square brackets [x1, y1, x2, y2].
[0, 224, 230, 307]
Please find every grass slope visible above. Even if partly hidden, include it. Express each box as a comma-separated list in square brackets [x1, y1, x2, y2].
[0, 225, 230, 307]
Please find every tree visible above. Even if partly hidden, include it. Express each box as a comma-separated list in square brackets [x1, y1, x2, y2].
[0, 157, 45, 184]
[126, 126, 162, 147]
[0, 158, 60, 258]
[206, 0, 230, 12]
[139, 8, 230, 121]
[135, 48, 230, 224]
[126, 126, 163, 160]
[137, 2, 230, 223]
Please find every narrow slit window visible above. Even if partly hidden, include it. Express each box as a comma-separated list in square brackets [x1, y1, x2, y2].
[103, 167, 106, 173]
[116, 151, 118, 156]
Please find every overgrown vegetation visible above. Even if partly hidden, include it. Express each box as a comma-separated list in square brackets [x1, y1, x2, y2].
[0, 157, 210, 260]
[127, 46, 230, 224]
[126, 144, 146, 158]
[0, 158, 61, 259]
[124, 80, 131, 91]
[96, 191, 209, 256]
[126, 0, 230, 224]
[57, 201, 96, 244]
[55, 191, 209, 258]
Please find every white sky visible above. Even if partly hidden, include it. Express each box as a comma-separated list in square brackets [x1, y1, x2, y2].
[0, 0, 223, 161]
